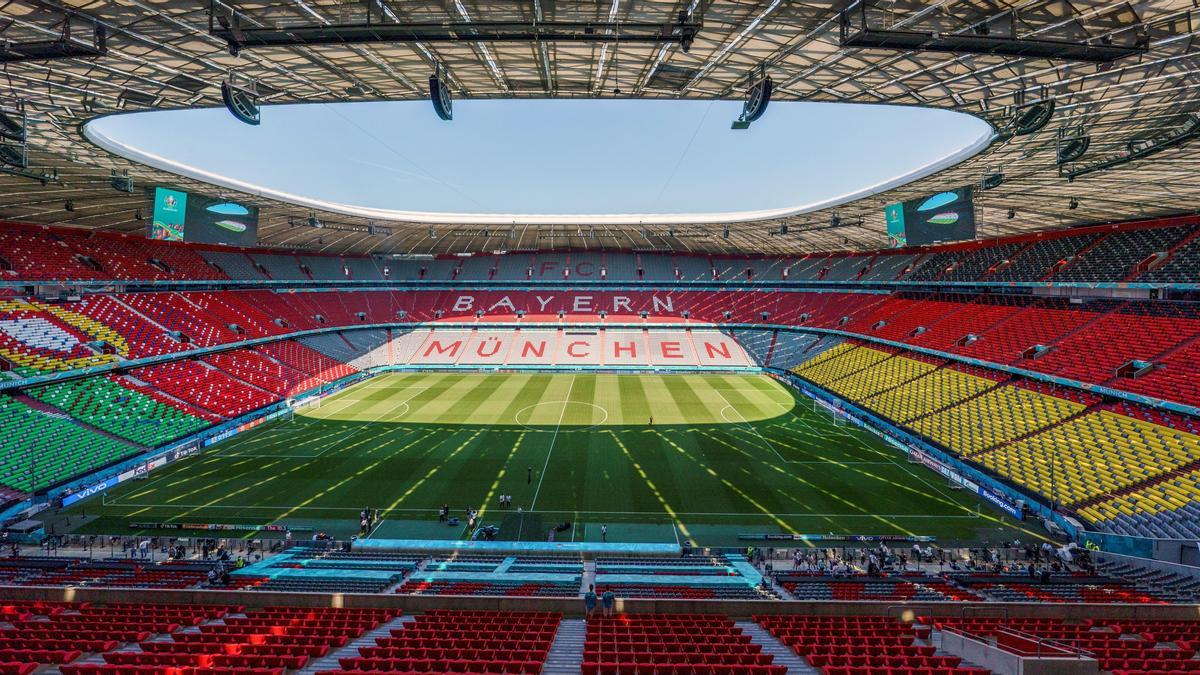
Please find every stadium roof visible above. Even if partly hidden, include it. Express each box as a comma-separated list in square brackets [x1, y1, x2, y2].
[0, 0, 1198, 255]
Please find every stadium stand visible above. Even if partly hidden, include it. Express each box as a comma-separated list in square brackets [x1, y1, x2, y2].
[68, 605, 400, 674]
[10, 287, 1200, 414]
[990, 232, 1102, 282]
[26, 376, 208, 448]
[939, 241, 1026, 281]
[854, 362, 999, 424]
[584, 614, 783, 674]
[822, 255, 869, 281]
[198, 250, 268, 280]
[732, 329, 774, 366]
[1054, 223, 1195, 282]
[299, 254, 348, 281]
[780, 574, 984, 601]
[131, 358, 278, 418]
[902, 251, 961, 281]
[204, 349, 316, 397]
[456, 254, 495, 281]
[330, 609, 558, 674]
[754, 615, 981, 674]
[674, 255, 712, 281]
[15, 0, 1200, 649]
[1082, 469, 1200, 539]
[1138, 231, 1200, 283]
[820, 349, 940, 402]
[0, 394, 138, 492]
[249, 253, 309, 280]
[0, 224, 107, 280]
[183, 291, 284, 339]
[977, 408, 1200, 506]
[67, 294, 187, 358]
[860, 253, 919, 281]
[353, 257, 390, 280]
[231, 549, 422, 593]
[0, 298, 124, 374]
[602, 252, 637, 281]
[5, 217, 1200, 286]
[119, 292, 237, 348]
[790, 337, 1200, 520]
[909, 380, 1089, 457]
[0, 558, 215, 588]
[257, 339, 359, 383]
[767, 333, 839, 370]
[397, 555, 582, 597]
[593, 555, 776, 600]
[9, 216, 1200, 537]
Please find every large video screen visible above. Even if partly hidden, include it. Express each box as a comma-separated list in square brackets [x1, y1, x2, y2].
[150, 187, 259, 247]
[884, 187, 976, 248]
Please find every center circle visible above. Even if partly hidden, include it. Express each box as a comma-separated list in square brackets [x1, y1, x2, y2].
[513, 400, 610, 431]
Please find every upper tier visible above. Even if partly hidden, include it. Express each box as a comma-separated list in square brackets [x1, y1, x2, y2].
[2, 214, 1199, 285]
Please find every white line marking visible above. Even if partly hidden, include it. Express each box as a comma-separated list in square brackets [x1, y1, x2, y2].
[364, 518, 386, 539]
[528, 373, 575, 513]
[226, 386, 427, 459]
[93, 502, 983, 519]
[711, 386, 788, 464]
[512, 400, 608, 432]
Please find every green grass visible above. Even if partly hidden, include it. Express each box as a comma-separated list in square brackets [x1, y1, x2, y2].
[62, 372, 1038, 547]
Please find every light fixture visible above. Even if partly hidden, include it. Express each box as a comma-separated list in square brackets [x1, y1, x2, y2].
[1006, 99, 1055, 137]
[110, 169, 133, 192]
[731, 66, 772, 130]
[221, 72, 260, 126]
[0, 108, 26, 142]
[980, 172, 1005, 190]
[1057, 127, 1091, 165]
[429, 65, 453, 121]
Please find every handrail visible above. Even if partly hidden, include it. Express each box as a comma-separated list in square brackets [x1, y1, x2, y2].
[996, 626, 1094, 660]
[2, 277, 1195, 291]
[943, 624, 1093, 660]
[886, 603, 937, 622]
[962, 604, 1009, 620]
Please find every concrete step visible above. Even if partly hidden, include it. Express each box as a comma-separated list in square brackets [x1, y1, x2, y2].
[736, 621, 816, 674]
[930, 627, 989, 672]
[543, 618, 586, 675]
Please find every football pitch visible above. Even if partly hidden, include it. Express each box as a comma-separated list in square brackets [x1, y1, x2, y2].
[63, 372, 1038, 546]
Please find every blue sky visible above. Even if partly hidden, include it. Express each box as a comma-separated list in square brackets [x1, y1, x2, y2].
[87, 99, 991, 220]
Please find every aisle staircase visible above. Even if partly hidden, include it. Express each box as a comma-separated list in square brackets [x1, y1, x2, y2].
[303, 614, 411, 673]
[736, 621, 815, 674]
[542, 618, 586, 675]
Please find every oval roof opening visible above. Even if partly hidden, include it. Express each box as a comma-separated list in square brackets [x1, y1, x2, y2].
[85, 99, 992, 225]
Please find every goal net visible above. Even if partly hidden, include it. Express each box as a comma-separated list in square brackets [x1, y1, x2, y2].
[284, 396, 321, 423]
[291, 396, 321, 410]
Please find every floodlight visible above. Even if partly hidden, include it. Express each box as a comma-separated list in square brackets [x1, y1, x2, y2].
[430, 67, 453, 121]
[221, 74, 260, 126]
[732, 67, 772, 130]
